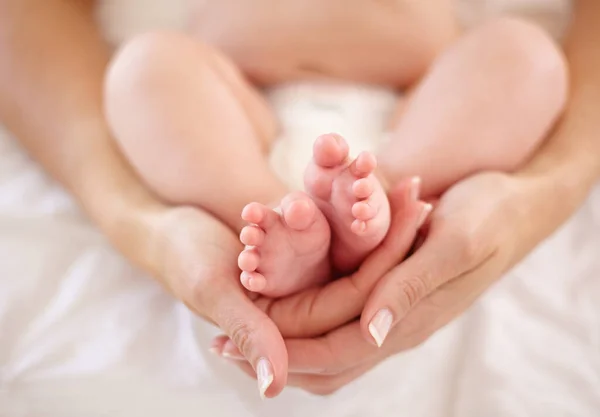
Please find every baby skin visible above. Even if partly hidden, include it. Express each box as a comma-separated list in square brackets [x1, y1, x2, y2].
[105, 13, 567, 300]
[238, 133, 390, 296]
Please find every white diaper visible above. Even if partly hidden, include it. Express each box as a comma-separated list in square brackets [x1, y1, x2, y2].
[266, 82, 398, 190]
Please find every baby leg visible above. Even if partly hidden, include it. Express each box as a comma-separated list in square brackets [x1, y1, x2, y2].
[105, 32, 285, 231]
[378, 18, 568, 197]
[106, 32, 334, 297]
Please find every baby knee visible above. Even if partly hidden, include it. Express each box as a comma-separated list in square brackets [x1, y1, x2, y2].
[105, 31, 212, 97]
[474, 17, 568, 106]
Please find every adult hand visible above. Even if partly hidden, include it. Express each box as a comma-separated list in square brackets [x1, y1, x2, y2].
[216, 171, 576, 395]
[211, 178, 428, 385]
[216, 0, 600, 394]
[209, 176, 428, 350]
[146, 205, 290, 398]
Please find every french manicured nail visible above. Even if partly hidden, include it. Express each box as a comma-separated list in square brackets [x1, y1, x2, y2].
[221, 341, 245, 361]
[221, 351, 245, 361]
[208, 347, 220, 356]
[256, 358, 274, 399]
[410, 177, 422, 201]
[417, 203, 433, 229]
[368, 308, 393, 347]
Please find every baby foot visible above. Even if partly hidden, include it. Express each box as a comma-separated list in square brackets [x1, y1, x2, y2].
[304, 133, 391, 273]
[237, 191, 331, 297]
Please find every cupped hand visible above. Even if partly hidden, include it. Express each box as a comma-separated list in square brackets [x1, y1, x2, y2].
[147, 205, 289, 398]
[144, 178, 427, 399]
[216, 171, 562, 395]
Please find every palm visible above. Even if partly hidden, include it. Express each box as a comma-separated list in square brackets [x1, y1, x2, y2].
[434, 172, 518, 232]
[154, 206, 291, 396]
[156, 207, 243, 318]
[382, 172, 525, 349]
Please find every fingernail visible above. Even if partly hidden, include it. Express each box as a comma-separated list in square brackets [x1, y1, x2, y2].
[256, 358, 274, 400]
[417, 203, 432, 229]
[222, 351, 245, 361]
[368, 308, 393, 347]
[410, 177, 421, 201]
[208, 347, 221, 356]
[221, 341, 246, 361]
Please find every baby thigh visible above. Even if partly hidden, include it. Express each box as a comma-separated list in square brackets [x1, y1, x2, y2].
[105, 32, 285, 230]
[378, 18, 568, 197]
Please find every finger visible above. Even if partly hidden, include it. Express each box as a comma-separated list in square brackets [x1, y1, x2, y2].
[157, 207, 287, 398]
[282, 265, 493, 378]
[224, 352, 382, 397]
[225, 357, 261, 380]
[215, 337, 245, 361]
[205, 278, 288, 399]
[387, 249, 507, 353]
[259, 177, 430, 338]
[221, 253, 504, 395]
[285, 358, 381, 396]
[213, 320, 376, 375]
[361, 215, 495, 348]
[282, 313, 427, 376]
[285, 321, 377, 374]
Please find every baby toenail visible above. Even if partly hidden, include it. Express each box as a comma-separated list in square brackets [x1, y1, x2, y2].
[330, 133, 343, 146]
[240, 271, 251, 286]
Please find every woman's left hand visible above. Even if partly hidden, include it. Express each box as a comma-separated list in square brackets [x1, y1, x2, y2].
[215, 170, 576, 395]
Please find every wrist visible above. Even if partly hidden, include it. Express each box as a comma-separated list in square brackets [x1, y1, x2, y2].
[519, 145, 598, 212]
[511, 150, 596, 259]
[87, 181, 167, 274]
[63, 137, 167, 274]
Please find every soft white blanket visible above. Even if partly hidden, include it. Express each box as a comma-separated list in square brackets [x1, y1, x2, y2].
[2, 1, 599, 416]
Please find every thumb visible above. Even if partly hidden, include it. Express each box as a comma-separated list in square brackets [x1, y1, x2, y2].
[154, 206, 287, 398]
[208, 280, 288, 399]
[360, 220, 479, 348]
[254, 176, 428, 339]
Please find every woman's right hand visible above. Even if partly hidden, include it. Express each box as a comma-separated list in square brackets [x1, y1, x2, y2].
[141, 205, 289, 398]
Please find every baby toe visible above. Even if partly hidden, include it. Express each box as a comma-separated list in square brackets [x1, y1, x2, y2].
[242, 203, 279, 229]
[281, 192, 318, 231]
[352, 177, 374, 200]
[240, 225, 265, 246]
[238, 247, 260, 271]
[312, 133, 350, 168]
[240, 271, 267, 292]
[350, 151, 377, 178]
[352, 201, 377, 221]
[351, 219, 368, 235]
[241, 202, 266, 224]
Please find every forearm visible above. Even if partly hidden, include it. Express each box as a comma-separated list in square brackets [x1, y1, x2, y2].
[520, 0, 600, 205]
[0, 0, 162, 263]
[507, 0, 600, 256]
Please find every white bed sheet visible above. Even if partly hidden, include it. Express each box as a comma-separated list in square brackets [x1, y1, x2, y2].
[2, 0, 600, 416]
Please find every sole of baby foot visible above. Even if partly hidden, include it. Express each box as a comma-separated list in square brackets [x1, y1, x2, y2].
[304, 133, 391, 273]
[237, 191, 331, 297]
